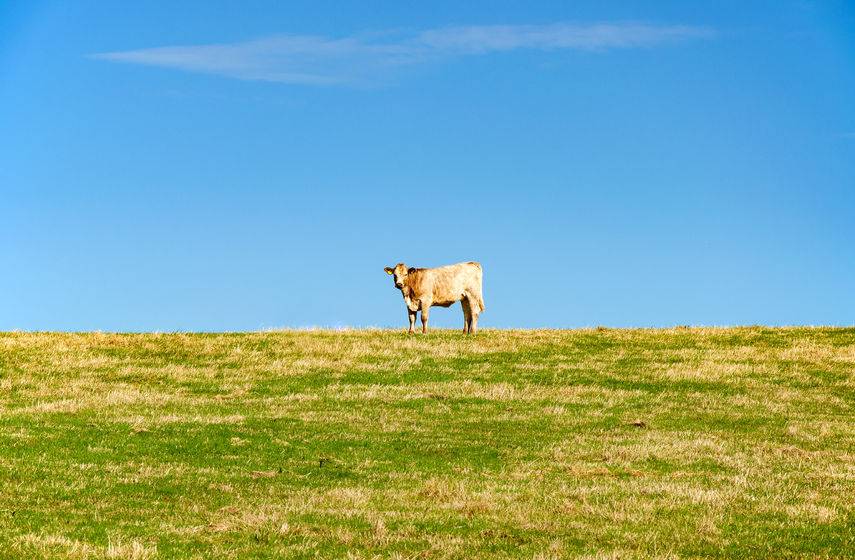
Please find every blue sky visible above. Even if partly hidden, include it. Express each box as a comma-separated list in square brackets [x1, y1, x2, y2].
[2, 1, 854, 331]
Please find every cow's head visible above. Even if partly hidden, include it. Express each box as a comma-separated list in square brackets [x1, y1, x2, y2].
[384, 263, 410, 290]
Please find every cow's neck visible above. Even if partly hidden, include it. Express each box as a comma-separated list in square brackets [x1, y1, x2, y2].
[400, 281, 419, 311]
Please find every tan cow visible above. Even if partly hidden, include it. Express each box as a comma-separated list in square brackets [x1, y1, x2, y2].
[384, 261, 485, 334]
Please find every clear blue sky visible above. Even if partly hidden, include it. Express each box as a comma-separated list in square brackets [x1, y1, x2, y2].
[2, 1, 854, 331]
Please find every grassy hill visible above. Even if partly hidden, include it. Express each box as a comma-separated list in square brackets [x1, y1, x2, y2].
[0, 328, 852, 559]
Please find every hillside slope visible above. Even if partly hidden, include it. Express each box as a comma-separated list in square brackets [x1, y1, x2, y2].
[0, 328, 853, 558]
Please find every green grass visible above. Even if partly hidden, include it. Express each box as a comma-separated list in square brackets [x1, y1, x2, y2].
[0, 328, 852, 559]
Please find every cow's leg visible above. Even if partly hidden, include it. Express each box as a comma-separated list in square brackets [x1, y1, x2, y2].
[466, 296, 479, 334]
[407, 309, 416, 334]
[461, 298, 472, 334]
[420, 304, 430, 334]
[462, 295, 479, 334]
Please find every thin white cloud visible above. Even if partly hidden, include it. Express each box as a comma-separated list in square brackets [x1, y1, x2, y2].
[417, 23, 711, 53]
[92, 22, 713, 86]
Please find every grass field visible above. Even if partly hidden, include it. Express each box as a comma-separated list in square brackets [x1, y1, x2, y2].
[0, 328, 852, 559]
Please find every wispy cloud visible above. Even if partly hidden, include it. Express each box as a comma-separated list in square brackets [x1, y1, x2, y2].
[418, 23, 711, 53]
[92, 22, 713, 86]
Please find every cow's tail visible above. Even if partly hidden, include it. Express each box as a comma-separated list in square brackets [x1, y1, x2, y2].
[468, 261, 485, 313]
[474, 293, 485, 313]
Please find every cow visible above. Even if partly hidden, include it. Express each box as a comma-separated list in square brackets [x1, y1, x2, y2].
[384, 261, 485, 334]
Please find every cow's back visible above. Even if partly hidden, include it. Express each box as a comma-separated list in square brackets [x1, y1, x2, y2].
[427, 262, 482, 306]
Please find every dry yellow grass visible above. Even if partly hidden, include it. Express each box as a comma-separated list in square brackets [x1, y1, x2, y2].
[0, 328, 852, 558]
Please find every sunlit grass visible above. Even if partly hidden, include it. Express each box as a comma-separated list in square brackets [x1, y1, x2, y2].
[0, 328, 852, 558]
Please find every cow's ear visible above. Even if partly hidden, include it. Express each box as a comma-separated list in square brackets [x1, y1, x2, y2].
[407, 267, 416, 274]
[384, 267, 394, 275]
